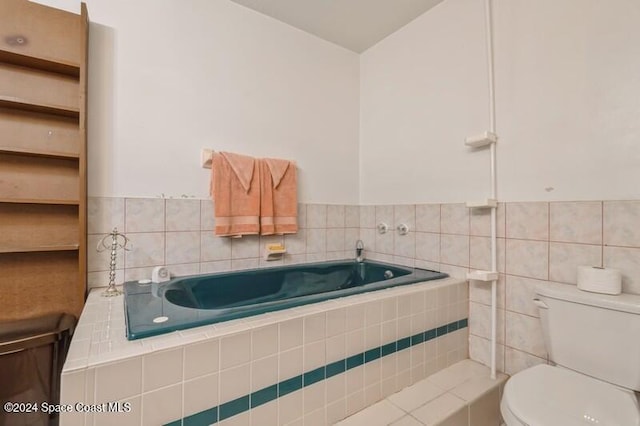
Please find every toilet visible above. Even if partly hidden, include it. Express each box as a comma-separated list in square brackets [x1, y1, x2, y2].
[501, 282, 640, 425]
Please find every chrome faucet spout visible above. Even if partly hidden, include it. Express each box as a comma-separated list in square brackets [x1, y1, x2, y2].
[355, 240, 365, 263]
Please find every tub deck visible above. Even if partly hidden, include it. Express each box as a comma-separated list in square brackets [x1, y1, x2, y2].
[61, 275, 468, 426]
[124, 260, 447, 340]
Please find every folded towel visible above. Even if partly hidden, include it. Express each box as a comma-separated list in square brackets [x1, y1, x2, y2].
[260, 157, 298, 235]
[211, 152, 260, 236]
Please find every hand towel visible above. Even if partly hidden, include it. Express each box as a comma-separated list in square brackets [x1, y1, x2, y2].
[260, 157, 298, 235]
[211, 152, 260, 236]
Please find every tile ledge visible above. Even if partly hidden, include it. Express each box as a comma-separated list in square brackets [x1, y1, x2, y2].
[64, 277, 466, 372]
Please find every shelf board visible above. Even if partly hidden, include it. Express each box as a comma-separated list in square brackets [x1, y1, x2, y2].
[0, 49, 80, 78]
[466, 199, 498, 208]
[465, 131, 498, 148]
[0, 146, 79, 160]
[0, 96, 79, 119]
[0, 198, 79, 205]
[0, 244, 79, 254]
[467, 270, 499, 282]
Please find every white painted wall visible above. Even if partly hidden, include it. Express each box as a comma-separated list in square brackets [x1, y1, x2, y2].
[29, 0, 79, 13]
[43, 0, 360, 203]
[360, 0, 490, 204]
[360, 0, 640, 204]
[32, 0, 640, 205]
[494, 0, 640, 202]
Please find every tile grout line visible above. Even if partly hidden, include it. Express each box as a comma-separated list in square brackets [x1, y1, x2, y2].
[601, 201, 604, 268]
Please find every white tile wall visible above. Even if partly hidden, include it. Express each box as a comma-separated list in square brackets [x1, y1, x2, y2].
[87, 198, 357, 289]
[358, 199, 640, 378]
[125, 198, 165, 233]
[440, 204, 469, 236]
[87, 196, 640, 384]
[550, 201, 602, 244]
[604, 201, 640, 247]
[88, 197, 125, 234]
[306, 204, 327, 229]
[166, 199, 201, 231]
[184, 373, 219, 418]
[505, 239, 548, 280]
[141, 384, 182, 425]
[327, 205, 346, 228]
[506, 202, 548, 241]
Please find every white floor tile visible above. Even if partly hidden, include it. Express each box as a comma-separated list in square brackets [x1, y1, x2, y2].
[389, 415, 424, 425]
[338, 359, 503, 426]
[387, 379, 446, 412]
[410, 393, 466, 425]
[335, 399, 405, 426]
[426, 359, 489, 390]
[449, 372, 508, 401]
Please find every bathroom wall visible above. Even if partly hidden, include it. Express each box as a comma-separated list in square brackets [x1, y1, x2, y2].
[52, 0, 361, 203]
[359, 0, 490, 205]
[357, 0, 640, 376]
[358, 200, 640, 375]
[360, 0, 640, 203]
[43, 0, 640, 381]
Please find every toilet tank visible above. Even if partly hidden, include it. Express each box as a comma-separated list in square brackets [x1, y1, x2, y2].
[535, 283, 640, 391]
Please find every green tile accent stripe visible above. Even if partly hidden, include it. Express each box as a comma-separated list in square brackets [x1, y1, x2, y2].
[219, 396, 249, 421]
[166, 318, 467, 425]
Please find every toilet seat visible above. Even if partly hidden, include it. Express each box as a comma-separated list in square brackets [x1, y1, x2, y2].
[501, 364, 640, 426]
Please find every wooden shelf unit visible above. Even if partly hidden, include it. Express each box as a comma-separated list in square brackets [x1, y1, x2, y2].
[0, 245, 80, 254]
[0, 0, 88, 322]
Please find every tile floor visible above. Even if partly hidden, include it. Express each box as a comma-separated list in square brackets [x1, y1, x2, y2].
[336, 359, 508, 426]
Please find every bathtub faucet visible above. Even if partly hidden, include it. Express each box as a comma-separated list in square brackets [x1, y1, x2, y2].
[355, 240, 365, 263]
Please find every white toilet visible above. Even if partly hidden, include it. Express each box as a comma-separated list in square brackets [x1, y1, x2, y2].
[501, 282, 640, 425]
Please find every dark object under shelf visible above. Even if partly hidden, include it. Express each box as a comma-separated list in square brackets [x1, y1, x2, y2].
[0, 313, 75, 426]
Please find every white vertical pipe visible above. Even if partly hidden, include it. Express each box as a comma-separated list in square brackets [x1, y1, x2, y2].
[485, 0, 497, 380]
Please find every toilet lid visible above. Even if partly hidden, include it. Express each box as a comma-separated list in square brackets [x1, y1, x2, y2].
[503, 364, 640, 426]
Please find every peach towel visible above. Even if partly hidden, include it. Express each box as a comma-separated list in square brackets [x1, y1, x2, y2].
[211, 152, 260, 236]
[260, 157, 298, 235]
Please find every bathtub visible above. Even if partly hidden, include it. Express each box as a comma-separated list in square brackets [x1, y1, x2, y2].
[62, 264, 467, 425]
[124, 260, 448, 340]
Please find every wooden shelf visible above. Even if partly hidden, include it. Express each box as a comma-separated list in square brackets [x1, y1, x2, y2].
[0, 244, 79, 254]
[0, 95, 79, 118]
[0, 0, 88, 322]
[0, 198, 80, 205]
[0, 49, 79, 77]
[0, 146, 80, 159]
[0, 251, 83, 322]
[0, 154, 80, 203]
[0, 107, 81, 157]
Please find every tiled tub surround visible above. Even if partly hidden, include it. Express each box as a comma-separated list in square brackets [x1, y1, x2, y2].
[359, 200, 640, 377]
[88, 197, 640, 378]
[87, 198, 361, 289]
[61, 276, 468, 425]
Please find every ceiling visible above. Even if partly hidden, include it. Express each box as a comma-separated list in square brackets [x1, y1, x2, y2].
[229, 0, 446, 53]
